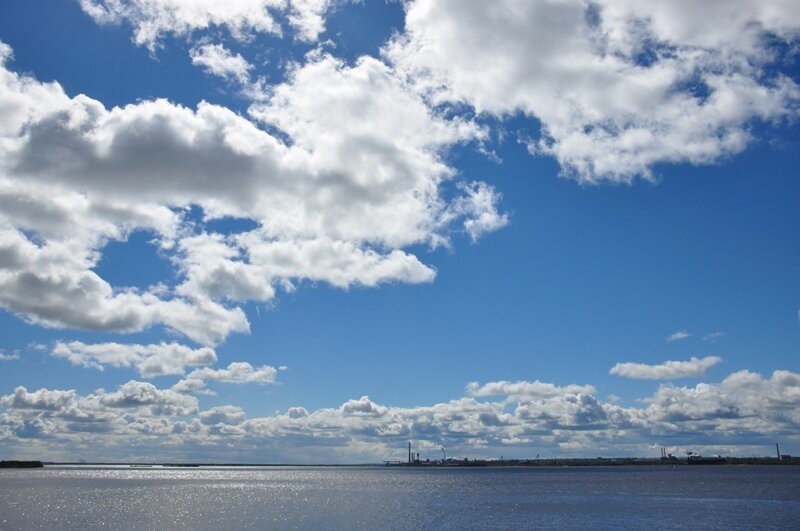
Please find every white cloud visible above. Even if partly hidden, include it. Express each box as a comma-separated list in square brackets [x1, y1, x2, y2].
[645, 370, 800, 429]
[0, 227, 249, 344]
[0, 147, 247, 345]
[79, 0, 345, 49]
[703, 332, 725, 342]
[287, 0, 335, 42]
[247, 53, 489, 248]
[175, 233, 436, 303]
[51, 341, 217, 377]
[1, 387, 76, 411]
[79, 0, 287, 51]
[200, 405, 246, 425]
[3, 369, 798, 462]
[0, 379, 201, 433]
[340, 396, 387, 417]
[98, 380, 198, 415]
[447, 182, 509, 242]
[171, 361, 281, 395]
[0, 43, 504, 344]
[667, 330, 691, 342]
[186, 361, 278, 384]
[467, 380, 596, 400]
[387, 0, 800, 183]
[190, 43, 253, 84]
[287, 406, 308, 418]
[609, 356, 722, 379]
[0, 350, 19, 361]
[169, 377, 211, 396]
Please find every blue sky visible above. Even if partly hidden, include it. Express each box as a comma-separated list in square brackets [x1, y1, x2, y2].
[0, 0, 798, 463]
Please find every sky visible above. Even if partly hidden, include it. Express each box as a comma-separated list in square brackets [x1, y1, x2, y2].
[0, 0, 798, 464]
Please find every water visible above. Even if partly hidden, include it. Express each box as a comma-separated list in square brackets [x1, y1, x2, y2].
[1, 465, 798, 529]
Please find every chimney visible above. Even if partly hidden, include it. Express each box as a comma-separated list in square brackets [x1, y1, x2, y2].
[408, 441, 411, 464]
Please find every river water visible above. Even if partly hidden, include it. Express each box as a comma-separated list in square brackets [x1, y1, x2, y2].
[1, 465, 798, 529]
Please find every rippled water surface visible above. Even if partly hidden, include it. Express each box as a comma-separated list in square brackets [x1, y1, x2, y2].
[1, 465, 799, 529]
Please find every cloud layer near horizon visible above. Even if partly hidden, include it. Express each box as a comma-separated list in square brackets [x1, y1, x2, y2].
[2, 369, 798, 462]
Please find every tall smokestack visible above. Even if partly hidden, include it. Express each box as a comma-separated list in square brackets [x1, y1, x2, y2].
[408, 441, 412, 464]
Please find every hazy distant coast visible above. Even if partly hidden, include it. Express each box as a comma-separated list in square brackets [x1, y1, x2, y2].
[16, 456, 798, 468]
[385, 456, 800, 467]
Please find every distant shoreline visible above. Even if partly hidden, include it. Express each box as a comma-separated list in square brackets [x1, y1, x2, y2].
[7, 456, 796, 468]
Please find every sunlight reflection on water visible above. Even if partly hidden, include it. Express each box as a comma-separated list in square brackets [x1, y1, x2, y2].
[1, 465, 799, 529]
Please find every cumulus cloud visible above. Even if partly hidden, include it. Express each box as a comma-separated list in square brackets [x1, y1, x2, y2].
[644, 370, 800, 432]
[3, 369, 798, 462]
[0, 191, 247, 344]
[98, 380, 198, 415]
[287, 0, 338, 42]
[467, 380, 596, 400]
[0, 379, 200, 436]
[190, 43, 253, 84]
[0, 43, 504, 344]
[287, 406, 308, 419]
[609, 356, 722, 379]
[79, 0, 343, 49]
[186, 361, 279, 384]
[51, 341, 216, 377]
[667, 330, 691, 342]
[340, 396, 387, 417]
[1, 387, 77, 411]
[79, 0, 286, 51]
[0, 230, 249, 343]
[200, 405, 246, 425]
[171, 361, 281, 395]
[447, 182, 509, 242]
[387, 0, 800, 182]
[169, 377, 212, 396]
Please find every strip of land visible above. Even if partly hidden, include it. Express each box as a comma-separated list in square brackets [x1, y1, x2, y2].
[0, 460, 44, 468]
[3, 457, 797, 468]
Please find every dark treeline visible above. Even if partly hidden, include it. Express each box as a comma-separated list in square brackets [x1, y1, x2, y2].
[0, 461, 44, 468]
